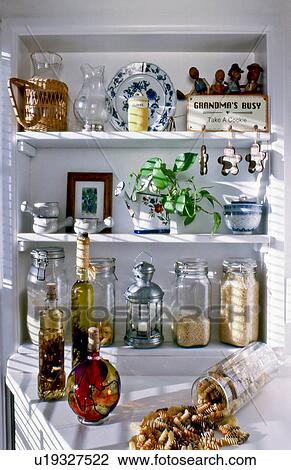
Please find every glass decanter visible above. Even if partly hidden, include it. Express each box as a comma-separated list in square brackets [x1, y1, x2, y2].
[73, 64, 111, 131]
[38, 282, 66, 401]
[67, 327, 121, 425]
[30, 51, 63, 80]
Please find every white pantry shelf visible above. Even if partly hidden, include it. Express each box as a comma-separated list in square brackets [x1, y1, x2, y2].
[17, 232, 270, 250]
[16, 131, 271, 155]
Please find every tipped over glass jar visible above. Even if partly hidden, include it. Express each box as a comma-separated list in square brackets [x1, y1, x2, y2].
[191, 342, 280, 414]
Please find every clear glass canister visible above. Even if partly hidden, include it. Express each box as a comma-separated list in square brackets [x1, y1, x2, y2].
[191, 341, 279, 413]
[89, 258, 116, 346]
[27, 247, 69, 345]
[172, 259, 211, 347]
[220, 258, 259, 347]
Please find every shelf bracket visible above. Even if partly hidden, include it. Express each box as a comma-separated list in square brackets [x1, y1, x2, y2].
[17, 240, 29, 252]
[17, 140, 37, 158]
[253, 239, 271, 254]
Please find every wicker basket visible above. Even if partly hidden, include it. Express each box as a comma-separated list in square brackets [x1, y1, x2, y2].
[8, 77, 68, 131]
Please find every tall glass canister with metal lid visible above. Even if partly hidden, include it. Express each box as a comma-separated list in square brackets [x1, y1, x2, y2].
[172, 259, 211, 347]
[27, 247, 69, 345]
[220, 258, 259, 347]
[124, 261, 164, 348]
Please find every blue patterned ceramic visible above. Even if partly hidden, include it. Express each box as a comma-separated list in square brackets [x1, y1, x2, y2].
[107, 62, 176, 131]
[223, 200, 263, 234]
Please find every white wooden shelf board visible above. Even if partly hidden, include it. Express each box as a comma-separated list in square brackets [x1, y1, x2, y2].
[6, 347, 291, 450]
[17, 233, 270, 246]
[16, 131, 271, 153]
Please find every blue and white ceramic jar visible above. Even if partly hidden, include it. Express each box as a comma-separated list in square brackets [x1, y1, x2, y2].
[223, 197, 263, 234]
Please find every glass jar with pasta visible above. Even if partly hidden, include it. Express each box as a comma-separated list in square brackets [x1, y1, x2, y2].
[220, 258, 259, 347]
[191, 342, 279, 414]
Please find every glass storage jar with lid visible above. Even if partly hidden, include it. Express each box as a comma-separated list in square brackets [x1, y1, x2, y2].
[89, 258, 116, 346]
[220, 257, 259, 347]
[27, 247, 69, 345]
[172, 259, 211, 347]
[191, 341, 279, 413]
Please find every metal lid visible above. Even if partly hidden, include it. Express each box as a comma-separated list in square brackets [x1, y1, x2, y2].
[31, 247, 65, 260]
[125, 261, 164, 302]
[223, 257, 257, 273]
[90, 257, 116, 274]
[133, 261, 155, 280]
[175, 258, 208, 275]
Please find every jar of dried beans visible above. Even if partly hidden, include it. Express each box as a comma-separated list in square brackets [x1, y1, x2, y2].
[172, 259, 211, 347]
[220, 258, 259, 347]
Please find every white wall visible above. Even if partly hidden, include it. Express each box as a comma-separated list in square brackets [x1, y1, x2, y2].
[0, 0, 286, 24]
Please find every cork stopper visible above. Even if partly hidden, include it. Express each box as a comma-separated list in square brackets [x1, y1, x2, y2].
[46, 282, 57, 301]
[76, 232, 90, 269]
[88, 326, 100, 353]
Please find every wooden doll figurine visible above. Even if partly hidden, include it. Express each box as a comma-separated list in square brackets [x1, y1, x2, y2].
[210, 69, 228, 94]
[177, 67, 209, 100]
[244, 63, 263, 94]
[227, 63, 244, 94]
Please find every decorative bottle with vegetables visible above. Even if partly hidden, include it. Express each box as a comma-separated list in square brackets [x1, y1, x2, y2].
[38, 282, 66, 401]
[67, 326, 121, 425]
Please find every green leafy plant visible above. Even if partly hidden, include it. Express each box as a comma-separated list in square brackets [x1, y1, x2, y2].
[129, 153, 222, 234]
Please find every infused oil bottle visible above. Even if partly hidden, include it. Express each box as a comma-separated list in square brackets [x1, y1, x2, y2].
[38, 282, 66, 400]
[71, 232, 94, 367]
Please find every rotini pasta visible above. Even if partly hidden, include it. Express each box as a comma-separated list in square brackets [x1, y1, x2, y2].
[129, 400, 249, 450]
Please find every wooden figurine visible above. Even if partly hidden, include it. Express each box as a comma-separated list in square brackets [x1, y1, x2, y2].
[244, 63, 263, 94]
[218, 147, 242, 175]
[177, 67, 209, 100]
[210, 69, 228, 95]
[199, 144, 209, 175]
[227, 63, 244, 94]
[245, 143, 267, 173]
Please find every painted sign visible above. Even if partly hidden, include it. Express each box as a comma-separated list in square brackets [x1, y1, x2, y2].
[187, 95, 268, 132]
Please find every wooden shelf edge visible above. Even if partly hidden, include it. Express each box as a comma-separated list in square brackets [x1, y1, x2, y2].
[16, 131, 272, 153]
[17, 233, 270, 251]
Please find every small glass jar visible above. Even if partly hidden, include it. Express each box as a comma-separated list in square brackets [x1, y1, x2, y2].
[172, 259, 211, 347]
[191, 342, 279, 414]
[220, 258, 259, 347]
[89, 258, 116, 346]
[27, 247, 69, 345]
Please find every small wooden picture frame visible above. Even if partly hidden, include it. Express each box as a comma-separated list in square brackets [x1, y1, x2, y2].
[66, 172, 113, 232]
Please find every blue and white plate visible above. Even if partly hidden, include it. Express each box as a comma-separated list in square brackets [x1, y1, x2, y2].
[107, 62, 176, 131]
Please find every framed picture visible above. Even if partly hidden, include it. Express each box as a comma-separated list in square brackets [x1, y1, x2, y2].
[66, 172, 113, 231]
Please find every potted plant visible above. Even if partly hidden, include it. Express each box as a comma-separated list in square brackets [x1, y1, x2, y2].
[128, 153, 222, 234]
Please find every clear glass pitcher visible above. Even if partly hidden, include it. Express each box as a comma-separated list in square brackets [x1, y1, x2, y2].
[30, 51, 63, 80]
[73, 64, 111, 131]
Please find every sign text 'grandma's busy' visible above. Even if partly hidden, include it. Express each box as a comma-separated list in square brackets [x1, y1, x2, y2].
[187, 95, 268, 132]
